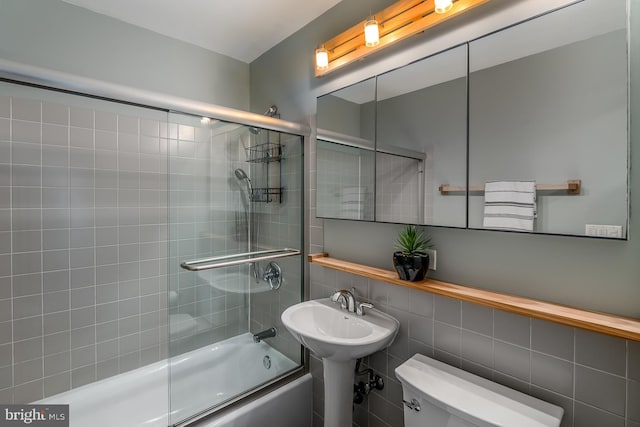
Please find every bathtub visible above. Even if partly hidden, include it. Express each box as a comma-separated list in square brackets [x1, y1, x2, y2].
[38, 333, 306, 427]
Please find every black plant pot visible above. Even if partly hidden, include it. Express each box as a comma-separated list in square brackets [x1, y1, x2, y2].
[393, 252, 430, 282]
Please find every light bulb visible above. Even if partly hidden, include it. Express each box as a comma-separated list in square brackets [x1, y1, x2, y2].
[315, 46, 329, 70]
[434, 0, 453, 14]
[364, 18, 380, 47]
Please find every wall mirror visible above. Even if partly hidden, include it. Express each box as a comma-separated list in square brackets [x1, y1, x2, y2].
[315, 0, 629, 239]
[468, 0, 628, 237]
[375, 44, 468, 226]
[316, 77, 376, 220]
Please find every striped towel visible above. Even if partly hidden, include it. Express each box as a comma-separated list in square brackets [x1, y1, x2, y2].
[483, 181, 536, 232]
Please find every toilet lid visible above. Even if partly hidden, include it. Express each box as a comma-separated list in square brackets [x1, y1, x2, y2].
[395, 354, 563, 427]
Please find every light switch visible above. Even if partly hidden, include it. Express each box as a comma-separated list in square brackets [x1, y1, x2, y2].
[426, 249, 437, 270]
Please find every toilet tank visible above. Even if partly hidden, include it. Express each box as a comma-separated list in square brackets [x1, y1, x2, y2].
[395, 354, 563, 427]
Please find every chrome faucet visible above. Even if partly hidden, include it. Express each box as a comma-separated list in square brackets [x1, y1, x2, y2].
[330, 289, 356, 313]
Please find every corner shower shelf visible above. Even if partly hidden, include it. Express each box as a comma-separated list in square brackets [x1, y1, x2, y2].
[308, 253, 640, 342]
[250, 187, 283, 203]
[246, 142, 282, 163]
[244, 140, 283, 203]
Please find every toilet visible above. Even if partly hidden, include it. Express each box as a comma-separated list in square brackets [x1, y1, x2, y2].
[395, 354, 564, 427]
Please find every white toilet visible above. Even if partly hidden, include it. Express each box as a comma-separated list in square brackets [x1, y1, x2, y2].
[395, 354, 564, 427]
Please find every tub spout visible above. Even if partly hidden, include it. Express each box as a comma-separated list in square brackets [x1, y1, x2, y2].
[253, 327, 277, 343]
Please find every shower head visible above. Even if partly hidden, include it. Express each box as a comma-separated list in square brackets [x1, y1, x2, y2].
[234, 168, 254, 195]
[248, 105, 279, 135]
[265, 105, 278, 117]
[234, 168, 249, 181]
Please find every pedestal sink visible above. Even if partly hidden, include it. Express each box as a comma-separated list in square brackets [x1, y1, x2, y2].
[281, 298, 399, 427]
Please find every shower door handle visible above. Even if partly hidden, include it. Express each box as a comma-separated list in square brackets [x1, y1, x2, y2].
[180, 248, 300, 272]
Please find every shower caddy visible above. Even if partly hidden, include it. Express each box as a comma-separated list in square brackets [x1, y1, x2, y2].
[246, 130, 283, 203]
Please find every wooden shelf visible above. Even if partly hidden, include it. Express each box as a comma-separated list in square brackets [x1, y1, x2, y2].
[308, 253, 640, 342]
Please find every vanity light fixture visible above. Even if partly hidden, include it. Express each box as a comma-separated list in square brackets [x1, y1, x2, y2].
[364, 17, 380, 47]
[315, 45, 329, 70]
[314, 0, 490, 77]
[434, 0, 454, 14]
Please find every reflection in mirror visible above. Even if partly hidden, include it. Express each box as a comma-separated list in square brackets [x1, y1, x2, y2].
[468, 0, 628, 237]
[376, 45, 468, 226]
[316, 78, 376, 220]
[316, 139, 375, 220]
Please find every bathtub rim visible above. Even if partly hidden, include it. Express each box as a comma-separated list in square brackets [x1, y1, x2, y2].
[175, 365, 308, 427]
[36, 332, 306, 427]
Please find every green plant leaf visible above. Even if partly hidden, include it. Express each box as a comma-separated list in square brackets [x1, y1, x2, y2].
[394, 225, 432, 255]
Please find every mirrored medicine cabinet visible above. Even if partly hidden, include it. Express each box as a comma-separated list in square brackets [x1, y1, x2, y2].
[315, 0, 629, 239]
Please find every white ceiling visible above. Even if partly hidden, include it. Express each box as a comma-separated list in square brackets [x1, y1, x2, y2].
[60, 0, 342, 63]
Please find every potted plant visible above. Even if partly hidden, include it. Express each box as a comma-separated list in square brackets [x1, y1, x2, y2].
[393, 225, 433, 282]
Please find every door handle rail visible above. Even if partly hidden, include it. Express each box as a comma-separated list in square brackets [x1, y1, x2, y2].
[180, 248, 300, 271]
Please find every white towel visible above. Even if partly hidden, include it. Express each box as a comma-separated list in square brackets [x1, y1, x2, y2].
[483, 181, 536, 232]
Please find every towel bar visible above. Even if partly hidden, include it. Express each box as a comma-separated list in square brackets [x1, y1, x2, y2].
[439, 179, 580, 195]
[181, 248, 301, 272]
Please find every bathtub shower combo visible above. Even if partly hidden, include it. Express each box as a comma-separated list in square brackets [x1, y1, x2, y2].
[0, 63, 307, 426]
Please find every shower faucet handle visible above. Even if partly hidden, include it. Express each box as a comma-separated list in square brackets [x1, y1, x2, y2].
[356, 302, 374, 316]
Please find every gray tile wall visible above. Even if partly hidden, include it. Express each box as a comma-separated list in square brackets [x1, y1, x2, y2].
[167, 116, 250, 357]
[166, 119, 304, 367]
[307, 269, 639, 427]
[249, 130, 304, 363]
[0, 89, 169, 403]
[0, 89, 307, 407]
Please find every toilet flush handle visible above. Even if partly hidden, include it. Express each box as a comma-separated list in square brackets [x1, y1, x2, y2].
[403, 398, 421, 412]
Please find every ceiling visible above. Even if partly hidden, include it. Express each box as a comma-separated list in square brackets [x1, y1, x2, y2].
[60, 0, 343, 63]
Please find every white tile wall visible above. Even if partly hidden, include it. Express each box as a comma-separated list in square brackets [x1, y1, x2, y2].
[0, 87, 306, 406]
[0, 87, 169, 402]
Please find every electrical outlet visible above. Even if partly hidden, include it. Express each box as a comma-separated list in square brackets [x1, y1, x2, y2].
[585, 224, 623, 238]
[426, 249, 437, 270]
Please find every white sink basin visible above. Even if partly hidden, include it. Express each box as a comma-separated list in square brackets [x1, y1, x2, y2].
[282, 297, 399, 427]
[281, 298, 399, 361]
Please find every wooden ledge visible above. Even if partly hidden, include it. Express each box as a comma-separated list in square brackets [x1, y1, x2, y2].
[308, 253, 640, 342]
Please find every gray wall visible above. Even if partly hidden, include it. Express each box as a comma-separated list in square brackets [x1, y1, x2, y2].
[0, 0, 249, 110]
[377, 76, 467, 227]
[251, 0, 640, 317]
[317, 95, 365, 138]
[468, 30, 628, 235]
[250, 0, 640, 426]
[310, 270, 640, 427]
[0, 0, 286, 407]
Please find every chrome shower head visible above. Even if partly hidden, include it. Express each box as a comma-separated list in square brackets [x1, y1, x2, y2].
[248, 105, 278, 135]
[265, 105, 278, 117]
[234, 168, 248, 181]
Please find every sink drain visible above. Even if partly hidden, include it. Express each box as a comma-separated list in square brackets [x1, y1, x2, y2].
[263, 355, 272, 369]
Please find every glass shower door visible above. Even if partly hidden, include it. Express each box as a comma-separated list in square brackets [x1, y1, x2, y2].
[167, 112, 304, 424]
